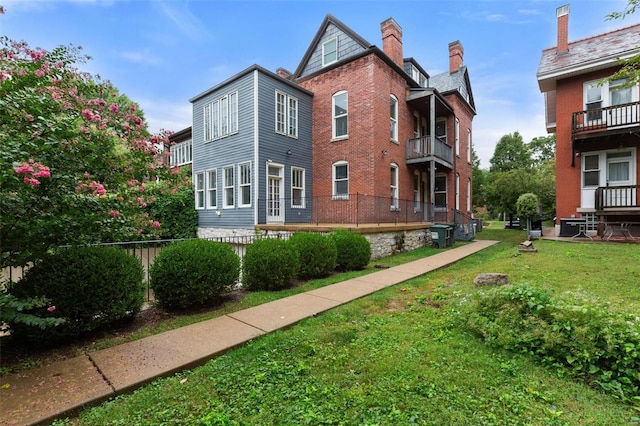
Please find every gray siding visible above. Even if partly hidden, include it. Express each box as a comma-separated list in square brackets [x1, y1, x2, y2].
[299, 23, 367, 78]
[192, 66, 313, 229]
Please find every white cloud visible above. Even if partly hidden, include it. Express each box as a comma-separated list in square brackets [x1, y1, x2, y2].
[139, 98, 192, 134]
[157, 0, 209, 42]
[119, 49, 163, 66]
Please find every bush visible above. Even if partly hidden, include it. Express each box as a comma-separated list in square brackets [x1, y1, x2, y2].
[288, 233, 337, 279]
[145, 176, 198, 239]
[328, 229, 371, 271]
[462, 283, 640, 402]
[9, 246, 144, 343]
[150, 240, 240, 310]
[242, 238, 299, 291]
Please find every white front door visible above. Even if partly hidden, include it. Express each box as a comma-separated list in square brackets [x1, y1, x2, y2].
[267, 164, 284, 223]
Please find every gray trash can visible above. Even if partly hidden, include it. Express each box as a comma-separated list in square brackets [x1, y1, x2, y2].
[429, 224, 451, 248]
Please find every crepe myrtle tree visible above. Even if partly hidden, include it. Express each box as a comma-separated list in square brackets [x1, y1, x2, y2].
[0, 36, 186, 270]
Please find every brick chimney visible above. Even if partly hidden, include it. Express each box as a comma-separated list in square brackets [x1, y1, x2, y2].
[556, 4, 570, 54]
[448, 40, 464, 73]
[381, 18, 403, 67]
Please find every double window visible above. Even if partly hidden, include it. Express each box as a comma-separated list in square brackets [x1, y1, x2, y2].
[170, 140, 192, 167]
[333, 161, 349, 199]
[332, 91, 348, 139]
[204, 91, 238, 142]
[275, 91, 298, 138]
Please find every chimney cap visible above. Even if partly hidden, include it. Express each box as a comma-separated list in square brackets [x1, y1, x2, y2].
[556, 4, 570, 18]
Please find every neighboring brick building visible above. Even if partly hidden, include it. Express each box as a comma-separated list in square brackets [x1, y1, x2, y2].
[537, 4, 640, 237]
[189, 14, 476, 235]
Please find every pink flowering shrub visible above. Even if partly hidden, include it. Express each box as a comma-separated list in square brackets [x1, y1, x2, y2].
[0, 36, 187, 271]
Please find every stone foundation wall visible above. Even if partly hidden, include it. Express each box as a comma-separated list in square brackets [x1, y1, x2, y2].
[364, 229, 432, 260]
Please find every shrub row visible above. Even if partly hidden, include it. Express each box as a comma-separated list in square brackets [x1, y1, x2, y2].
[8, 230, 371, 343]
[461, 283, 640, 402]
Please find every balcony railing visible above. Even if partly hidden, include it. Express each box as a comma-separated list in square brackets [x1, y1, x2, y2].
[595, 185, 640, 211]
[572, 101, 640, 135]
[406, 136, 453, 165]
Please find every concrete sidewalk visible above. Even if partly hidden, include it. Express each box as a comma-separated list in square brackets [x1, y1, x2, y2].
[1, 240, 498, 426]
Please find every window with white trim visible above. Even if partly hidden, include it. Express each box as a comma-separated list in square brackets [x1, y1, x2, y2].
[195, 171, 205, 210]
[455, 118, 460, 156]
[291, 167, 305, 208]
[333, 161, 349, 199]
[322, 38, 338, 67]
[467, 129, 471, 163]
[435, 118, 447, 144]
[455, 173, 460, 210]
[223, 165, 235, 208]
[333, 91, 348, 139]
[435, 174, 447, 208]
[467, 179, 471, 212]
[207, 169, 217, 209]
[414, 171, 421, 211]
[204, 91, 238, 142]
[390, 163, 399, 210]
[390, 95, 398, 142]
[238, 162, 251, 207]
[582, 154, 600, 187]
[275, 91, 298, 138]
[170, 140, 192, 167]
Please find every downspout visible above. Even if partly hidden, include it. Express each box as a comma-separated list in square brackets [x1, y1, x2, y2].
[429, 93, 436, 222]
[253, 70, 260, 226]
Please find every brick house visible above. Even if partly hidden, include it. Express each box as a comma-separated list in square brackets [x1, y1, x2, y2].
[189, 14, 475, 237]
[537, 5, 640, 238]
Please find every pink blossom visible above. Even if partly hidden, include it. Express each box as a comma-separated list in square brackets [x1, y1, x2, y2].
[84, 172, 90, 179]
[108, 210, 120, 217]
[23, 177, 40, 186]
[14, 164, 34, 174]
[109, 103, 118, 113]
[47, 306, 56, 312]
[26, 114, 34, 121]
[33, 165, 50, 178]
[128, 180, 138, 187]
[138, 184, 145, 192]
[34, 69, 45, 78]
[151, 221, 161, 229]
[82, 109, 94, 121]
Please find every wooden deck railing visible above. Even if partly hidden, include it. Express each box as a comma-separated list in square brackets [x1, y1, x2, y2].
[572, 101, 640, 134]
[595, 185, 640, 211]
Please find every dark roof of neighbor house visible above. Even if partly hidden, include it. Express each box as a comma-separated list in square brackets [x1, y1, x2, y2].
[429, 65, 476, 114]
[537, 23, 640, 92]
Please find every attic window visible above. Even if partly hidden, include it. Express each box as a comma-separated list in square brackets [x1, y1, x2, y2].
[322, 38, 337, 67]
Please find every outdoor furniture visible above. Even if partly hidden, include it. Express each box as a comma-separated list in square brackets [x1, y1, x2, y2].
[602, 221, 640, 241]
[565, 218, 592, 241]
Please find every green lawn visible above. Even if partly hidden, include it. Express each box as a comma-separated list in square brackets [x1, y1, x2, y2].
[55, 224, 640, 425]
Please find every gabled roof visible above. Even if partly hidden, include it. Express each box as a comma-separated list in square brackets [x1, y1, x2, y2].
[537, 23, 640, 92]
[429, 65, 476, 114]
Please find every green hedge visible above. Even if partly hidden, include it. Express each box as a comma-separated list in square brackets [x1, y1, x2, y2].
[328, 229, 371, 271]
[289, 232, 337, 279]
[242, 238, 299, 291]
[9, 246, 144, 343]
[150, 239, 240, 310]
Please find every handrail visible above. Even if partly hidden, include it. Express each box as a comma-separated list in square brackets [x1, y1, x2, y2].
[595, 185, 639, 210]
[572, 101, 640, 134]
[406, 136, 453, 164]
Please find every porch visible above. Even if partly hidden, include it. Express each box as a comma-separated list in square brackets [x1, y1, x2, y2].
[572, 101, 640, 139]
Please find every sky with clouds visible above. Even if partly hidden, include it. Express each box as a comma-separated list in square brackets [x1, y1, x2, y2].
[1, 0, 638, 167]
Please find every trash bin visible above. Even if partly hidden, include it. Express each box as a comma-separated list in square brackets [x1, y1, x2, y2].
[429, 224, 452, 248]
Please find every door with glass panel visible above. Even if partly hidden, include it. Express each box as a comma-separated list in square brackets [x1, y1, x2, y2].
[267, 164, 284, 223]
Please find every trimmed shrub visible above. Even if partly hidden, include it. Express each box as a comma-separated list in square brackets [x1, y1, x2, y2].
[329, 229, 371, 271]
[150, 240, 240, 310]
[242, 238, 299, 291]
[288, 232, 337, 279]
[9, 246, 144, 343]
[462, 283, 640, 402]
[145, 179, 198, 239]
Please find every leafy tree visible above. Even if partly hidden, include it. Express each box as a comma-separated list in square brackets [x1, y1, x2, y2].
[605, 1, 640, 86]
[528, 134, 556, 163]
[489, 132, 531, 172]
[0, 37, 184, 269]
[471, 148, 488, 209]
[516, 193, 540, 233]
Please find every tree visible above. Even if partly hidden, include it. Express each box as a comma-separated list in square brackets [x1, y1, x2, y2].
[489, 132, 531, 172]
[528, 134, 556, 163]
[605, 1, 640, 86]
[471, 148, 488, 209]
[0, 37, 185, 269]
[516, 193, 540, 233]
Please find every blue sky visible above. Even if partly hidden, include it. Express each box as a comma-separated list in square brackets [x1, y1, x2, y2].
[1, 0, 638, 167]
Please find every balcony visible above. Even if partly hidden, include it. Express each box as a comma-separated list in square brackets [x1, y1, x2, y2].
[595, 185, 640, 213]
[405, 136, 453, 168]
[572, 101, 640, 140]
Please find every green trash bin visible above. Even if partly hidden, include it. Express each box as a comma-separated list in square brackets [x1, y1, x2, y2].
[429, 224, 451, 248]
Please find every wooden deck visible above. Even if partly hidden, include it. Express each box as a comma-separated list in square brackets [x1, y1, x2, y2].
[256, 222, 435, 234]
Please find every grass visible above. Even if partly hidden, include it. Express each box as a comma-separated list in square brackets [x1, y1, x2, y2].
[45, 224, 640, 424]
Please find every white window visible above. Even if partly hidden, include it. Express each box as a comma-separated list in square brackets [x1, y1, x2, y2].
[410, 64, 427, 87]
[333, 161, 349, 199]
[322, 38, 338, 67]
[582, 154, 600, 187]
[204, 91, 238, 142]
[390, 95, 398, 142]
[207, 169, 217, 209]
[584, 78, 638, 125]
[332, 91, 348, 139]
[435, 174, 447, 208]
[607, 151, 632, 185]
[390, 163, 399, 210]
[238, 162, 251, 207]
[455, 118, 460, 156]
[291, 167, 305, 208]
[195, 171, 205, 210]
[223, 165, 235, 208]
[275, 91, 298, 138]
[413, 170, 421, 211]
[170, 140, 192, 167]
[455, 173, 460, 210]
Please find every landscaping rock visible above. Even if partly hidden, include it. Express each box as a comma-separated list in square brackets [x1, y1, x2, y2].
[474, 273, 509, 286]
